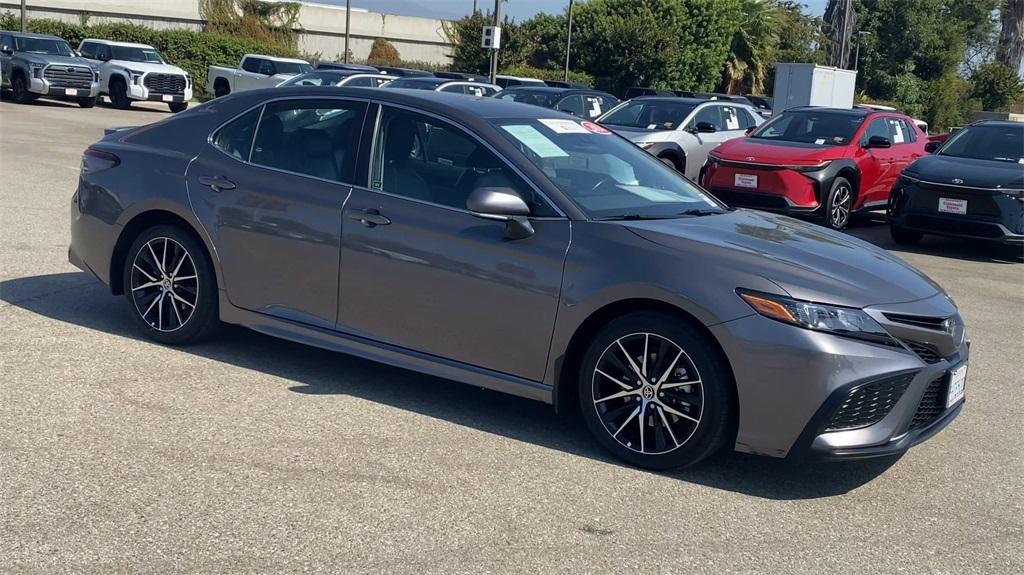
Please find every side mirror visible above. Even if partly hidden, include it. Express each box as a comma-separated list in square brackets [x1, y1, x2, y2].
[466, 187, 534, 240]
[865, 135, 891, 149]
[1, 46, 12, 55]
[924, 140, 941, 153]
[98, 53, 109, 61]
[695, 121, 717, 133]
[744, 126, 755, 136]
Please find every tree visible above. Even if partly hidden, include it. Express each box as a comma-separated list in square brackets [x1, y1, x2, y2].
[722, 0, 778, 94]
[970, 62, 1024, 110]
[997, 0, 1024, 70]
[367, 37, 401, 66]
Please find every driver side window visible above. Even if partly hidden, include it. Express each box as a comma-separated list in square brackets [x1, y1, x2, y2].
[688, 106, 722, 131]
[861, 118, 889, 144]
[258, 59, 276, 76]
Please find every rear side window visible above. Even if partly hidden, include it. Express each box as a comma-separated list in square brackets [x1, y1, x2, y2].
[212, 108, 261, 161]
[250, 99, 367, 183]
[258, 59, 276, 76]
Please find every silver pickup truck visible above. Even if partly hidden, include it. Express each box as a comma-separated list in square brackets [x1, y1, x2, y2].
[0, 31, 100, 107]
[207, 54, 312, 98]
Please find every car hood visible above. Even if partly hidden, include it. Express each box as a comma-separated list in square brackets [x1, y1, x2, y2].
[604, 126, 681, 143]
[625, 209, 943, 308]
[109, 60, 186, 75]
[23, 54, 92, 68]
[712, 137, 844, 164]
[908, 154, 1024, 189]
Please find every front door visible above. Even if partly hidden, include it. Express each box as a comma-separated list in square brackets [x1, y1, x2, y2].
[683, 104, 743, 179]
[855, 117, 900, 206]
[187, 98, 368, 329]
[337, 105, 570, 382]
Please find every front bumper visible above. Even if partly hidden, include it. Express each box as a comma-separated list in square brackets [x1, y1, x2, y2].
[889, 183, 1024, 245]
[30, 77, 100, 98]
[126, 81, 192, 103]
[709, 292, 968, 460]
[700, 161, 823, 213]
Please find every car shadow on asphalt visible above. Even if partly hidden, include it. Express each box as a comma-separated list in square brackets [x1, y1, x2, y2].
[846, 212, 1023, 264]
[3, 271, 902, 501]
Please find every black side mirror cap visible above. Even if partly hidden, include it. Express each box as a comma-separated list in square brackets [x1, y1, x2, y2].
[865, 135, 892, 149]
[924, 140, 941, 153]
[466, 187, 534, 240]
[1, 47, 12, 55]
[696, 121, 717, 133]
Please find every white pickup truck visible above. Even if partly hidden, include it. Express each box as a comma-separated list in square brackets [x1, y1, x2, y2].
[207, 54, 312, 98]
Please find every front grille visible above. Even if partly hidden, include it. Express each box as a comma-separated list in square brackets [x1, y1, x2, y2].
[903, 340, 944, 364]
[905, 214, 1004, 239]
[711, 189, 794, 210]
[909, 374, 947, 430]
[824, 374, 914, 432]
[143, 73, 186, 95]
[43, 66, 93, 88]
[914, 183, 1001, 217]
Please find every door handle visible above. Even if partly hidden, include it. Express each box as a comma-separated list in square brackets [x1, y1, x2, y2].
[197, 176, 236, 192]
[346, 208, 391, 227]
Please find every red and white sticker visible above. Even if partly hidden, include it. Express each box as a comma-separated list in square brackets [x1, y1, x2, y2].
[581, 121, 611, 134]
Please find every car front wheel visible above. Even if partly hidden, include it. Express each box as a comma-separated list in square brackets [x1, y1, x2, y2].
[123, 225, 219, 345]
[11, 74, 36, 104]
[824, 177, 854, 231]
[577, 312, 734, 470]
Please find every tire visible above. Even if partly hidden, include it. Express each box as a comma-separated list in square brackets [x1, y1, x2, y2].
[890, 225, 923, 245]
[214, 80, 230, 99]
[123, 225, 219, 345]
[168, 101, 188, 113]
[109, 78, 131, 109]
[577, 312, 734, 470]
[77, 96, 97, 108]
[824, 176, 855, 231]
[11, 73, 35, 104]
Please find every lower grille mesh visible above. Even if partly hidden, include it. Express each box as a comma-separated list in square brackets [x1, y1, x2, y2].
[825, 374, 914, 432]
[910, 374, 947, 430]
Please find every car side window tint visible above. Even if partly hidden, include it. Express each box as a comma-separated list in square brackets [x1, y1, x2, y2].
[583, 95, 608, 120]
[343, 76, 372, 87]
[241, 58, 261, 74]
[737, 108, 758, 129]
[690, 106, 723, 131]
[250, 99, 367, 184]
[212, 108, 262, 161]
[884, 118, 909, 144]
[557, 95, 585, 117]
[79, 42, 95, 59]
[95, 44, 110, 61]
[862, 118, 889, 144]
[258, 59, 276, 76]
[898, 119, 918, 142]
[370, 107, 556, 216]
[439, 84, 464, 94]
[1, 33, 12, 51]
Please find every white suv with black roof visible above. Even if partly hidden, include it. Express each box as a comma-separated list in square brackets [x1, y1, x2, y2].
[78, 39, 192, 113]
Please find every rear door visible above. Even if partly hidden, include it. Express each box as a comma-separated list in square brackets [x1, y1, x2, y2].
[337, 105, 570, 381]
[187, 97, 368, 329]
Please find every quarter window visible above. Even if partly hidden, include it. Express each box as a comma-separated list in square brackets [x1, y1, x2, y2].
[370, 107, 555, 215]
[212, 108, 261, 161]
[250, 99, 367, 183]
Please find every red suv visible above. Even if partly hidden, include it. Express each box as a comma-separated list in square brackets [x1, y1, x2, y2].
[700, 107, 928, 230]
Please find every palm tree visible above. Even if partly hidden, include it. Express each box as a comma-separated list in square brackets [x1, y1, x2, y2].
[723, 0, 779, 94]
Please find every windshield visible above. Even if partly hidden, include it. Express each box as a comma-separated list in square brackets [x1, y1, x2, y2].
[280, 72, 344, 86]
[598, 100, 697, 131]
[14, 37, 73, 56]
[111, 45, 164, 63]
[492, 118, 726, 219]
[938, 124, 1024, 163]
[276, 61, 313, 75]
[751, 110, 865, 145]
[496, 91, 559, 107]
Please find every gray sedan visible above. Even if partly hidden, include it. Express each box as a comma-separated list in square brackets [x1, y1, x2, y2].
[69, 87, 968, 469]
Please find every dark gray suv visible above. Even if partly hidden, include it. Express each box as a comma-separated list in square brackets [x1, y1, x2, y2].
[69, 88, 969, 469]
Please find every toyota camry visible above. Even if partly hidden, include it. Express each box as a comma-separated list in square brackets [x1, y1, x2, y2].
[69, 87, 968, 469]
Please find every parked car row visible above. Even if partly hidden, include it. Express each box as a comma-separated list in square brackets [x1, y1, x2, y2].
[2, 31, 192, 112]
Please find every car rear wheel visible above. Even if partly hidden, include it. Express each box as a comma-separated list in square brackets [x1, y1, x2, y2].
[11, 74, 35, 104]
[214, 80, 230, 98]
[109, 78, 131, 110]
[577, 312, 734, 470]
[824, 177, 854, 231]
[890, 225, 923, 245]
[123, 225, 219, 345]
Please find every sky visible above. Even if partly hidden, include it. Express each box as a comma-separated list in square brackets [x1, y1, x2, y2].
[313, 0, 830, 21]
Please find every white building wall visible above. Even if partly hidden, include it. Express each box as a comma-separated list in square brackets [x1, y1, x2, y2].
[0, 0, 454, 65]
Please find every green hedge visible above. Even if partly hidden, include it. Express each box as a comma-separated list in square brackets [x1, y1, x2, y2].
[1, 12, 300, 98]
[499, 65, 594, 87]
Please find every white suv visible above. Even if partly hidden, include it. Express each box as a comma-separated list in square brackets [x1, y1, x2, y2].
[78, 39, 192, 113]
[597, 97, 764, 180]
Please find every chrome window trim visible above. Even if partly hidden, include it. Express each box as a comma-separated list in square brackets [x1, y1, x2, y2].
[206, 95, 373, 189]
[366, 101, 568, 219]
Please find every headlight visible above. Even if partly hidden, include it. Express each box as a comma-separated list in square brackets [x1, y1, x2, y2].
[126, 69, 144, 84]
[737, 289, 899, 347]
[789, 160, 832, 172]
[29, 63, 44, 78]
[900, 173, 920, 184]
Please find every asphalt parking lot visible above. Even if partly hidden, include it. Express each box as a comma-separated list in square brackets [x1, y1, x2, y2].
[1, 98, 1022, 574]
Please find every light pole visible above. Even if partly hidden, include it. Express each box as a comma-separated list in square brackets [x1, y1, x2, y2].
[854, 31, 869, 71]
[488, 0, 501, 84]
[344, 0, 351, 63]
[563, 0, 574, 82]
[21, 0, 26, 32]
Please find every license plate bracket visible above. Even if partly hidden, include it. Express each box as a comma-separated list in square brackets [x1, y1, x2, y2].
[938, 197, 967, 215]
[64, 88, 78, 96]
[946, 363, 967, 408]
[735, 173, 758, 189]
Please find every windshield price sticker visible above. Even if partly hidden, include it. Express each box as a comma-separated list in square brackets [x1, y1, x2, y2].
[581, 121, 611, 135]
[539, 118, 590, 134]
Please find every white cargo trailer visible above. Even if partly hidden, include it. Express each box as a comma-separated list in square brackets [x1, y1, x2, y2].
[772, 64, 857, 115]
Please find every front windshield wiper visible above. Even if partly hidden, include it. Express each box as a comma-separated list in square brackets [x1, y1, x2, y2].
[596, 214, 683, 221]
[677, 209, 724, 217]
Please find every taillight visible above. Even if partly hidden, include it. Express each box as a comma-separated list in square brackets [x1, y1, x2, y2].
[81, 147, 120, 174]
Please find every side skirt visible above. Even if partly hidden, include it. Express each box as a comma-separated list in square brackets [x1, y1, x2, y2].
[218, 291, 554, 404]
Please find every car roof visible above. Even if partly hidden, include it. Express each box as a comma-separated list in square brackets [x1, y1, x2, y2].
[7, 32, 65, 40]
[243, 54, 309, 64]
[81, 38, 154, 48]
[387, 76, 448, 86]
[785, 106, 873, 116]
[969, 119, 1024, 129]
[630, 97, 709, 105]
